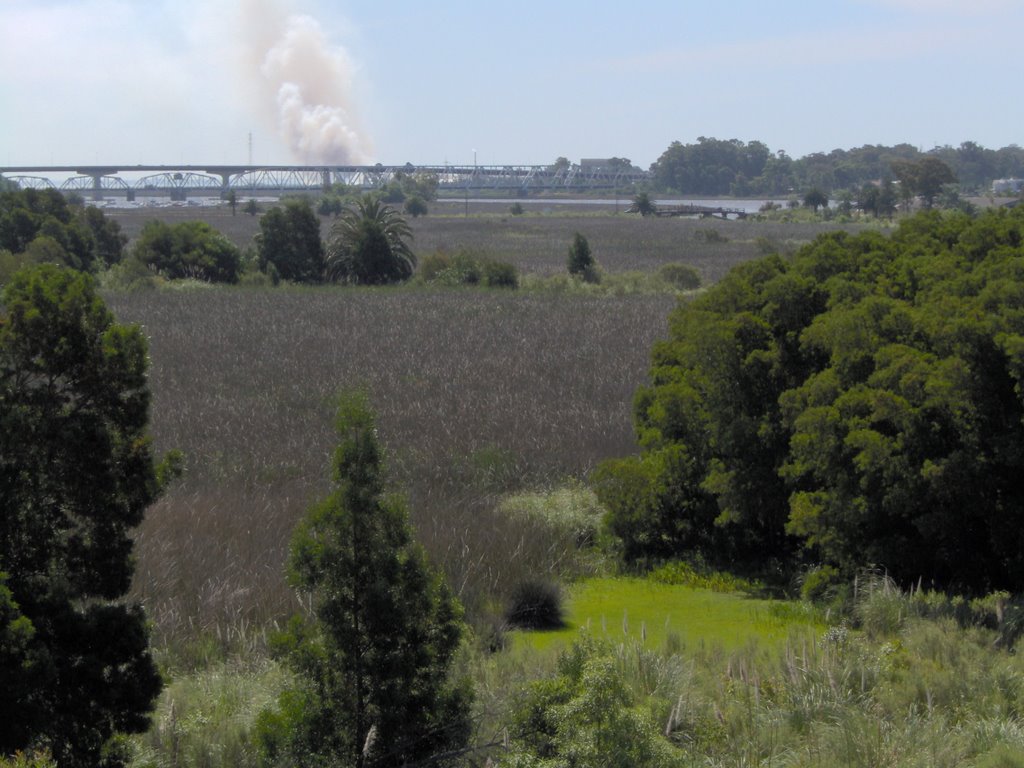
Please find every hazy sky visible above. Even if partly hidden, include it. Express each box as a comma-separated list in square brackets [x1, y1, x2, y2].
[2, 0, 1022, 169]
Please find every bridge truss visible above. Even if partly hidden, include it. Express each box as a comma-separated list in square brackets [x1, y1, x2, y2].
[1, 163, 649, 199]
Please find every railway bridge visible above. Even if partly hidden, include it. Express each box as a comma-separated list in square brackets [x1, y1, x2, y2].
[0, 163, 649, 201]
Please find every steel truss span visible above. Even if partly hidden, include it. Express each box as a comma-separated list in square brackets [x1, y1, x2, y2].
[5, 176, 56, 190]
[1, 163, 649, 197]
[61, 176, 130, 192]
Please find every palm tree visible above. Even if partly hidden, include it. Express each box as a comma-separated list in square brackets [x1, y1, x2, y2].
[628, 191, 657, 217]
[325, 195, 416, 284]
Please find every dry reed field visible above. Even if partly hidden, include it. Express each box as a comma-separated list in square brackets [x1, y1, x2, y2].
[107, 201, 881, 283]
[107, 287, 677, 652]
[101, 205, 883, 654]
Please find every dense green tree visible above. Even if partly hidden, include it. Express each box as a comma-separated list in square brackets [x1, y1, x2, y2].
[78, 206, 126, 267]
[550, 156, 571, 174]
[317, 194, 344, 218]
[606, 157, 638, 171]
[244, 199, 261, 217]
[324, 195, 416, 285]
[858, 180, 898, 218]
[892, 157, 957, 208]
[133, 220, 241, 283]
[928, 140, 1022, 192]
[0, 265, 165, 766]
[0, 189, 123, 272]
[257, 391, 471, 768]
[751, 149, 796, 195]
[226, 189, 237, 216]
[597, 206, 1024, 592]
[647, 137, 1024, 197]
[651, 137, 771, 195]
[256, 199, 325, 283]
[402, 172, 439, 202]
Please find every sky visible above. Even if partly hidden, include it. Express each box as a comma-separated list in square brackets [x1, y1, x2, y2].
[2, 0, 1023, 169]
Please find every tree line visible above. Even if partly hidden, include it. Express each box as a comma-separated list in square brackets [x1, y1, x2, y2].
[649, 137, 1024, 197]
[0, 189, 429, 287]
[595, 204, 1024, 595]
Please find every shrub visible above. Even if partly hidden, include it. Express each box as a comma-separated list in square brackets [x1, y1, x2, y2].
[648, 560, 763, 594]
[481, 258, 518, 288]
[505, 578, 564, 630]
[417, 251, 453, 283]
[0, 752, 55, 768]
[499, 485, 604, 548]
[133, 220, 242, 283]
[508, 637, 681, 767]
[800, 564, 843, 602]
[975, 744, 1024, 768]
[447, 252, 482, 285]
[693, 227, 728, 243]
[567, 232, 599, 283]
[316, 195, 344, 217]
[418, 250, 517, 289]
[101, 257, 158, 291]
[755, 235, 781, 254]
[510, 202, 525, 215]
[853, 573, 908, 638]
[404, 195, 428, 218]
[657, 262, 701, 290]
[128, 660, 288, 768]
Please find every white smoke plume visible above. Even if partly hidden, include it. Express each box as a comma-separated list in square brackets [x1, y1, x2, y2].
[239, 0, 372, 164]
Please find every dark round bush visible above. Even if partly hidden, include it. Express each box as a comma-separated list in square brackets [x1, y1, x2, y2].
[505, 578, 564, 630]
[482, 259, 519, 289]
[658, 262, 701, 290]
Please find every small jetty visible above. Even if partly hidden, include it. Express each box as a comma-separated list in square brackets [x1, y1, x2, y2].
[655, 204, 749, 220]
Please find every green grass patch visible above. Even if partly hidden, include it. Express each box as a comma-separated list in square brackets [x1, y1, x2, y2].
[513, 577, 823, 655]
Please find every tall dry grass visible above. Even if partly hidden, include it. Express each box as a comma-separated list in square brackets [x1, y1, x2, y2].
[107, 287, 676, 653]
[108, 203, 882, 283]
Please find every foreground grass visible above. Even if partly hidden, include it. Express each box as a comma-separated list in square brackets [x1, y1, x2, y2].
[496, 580, 1024, 768]
[123, 573, 1024, 768]
[515, 578, 824, 654]
[128, 659, 289, 768]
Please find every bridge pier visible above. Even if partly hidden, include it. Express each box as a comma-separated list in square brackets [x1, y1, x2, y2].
[89, 173, 104, 201]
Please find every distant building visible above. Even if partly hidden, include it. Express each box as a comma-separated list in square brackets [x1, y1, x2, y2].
[992, 178, 1024, 195]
